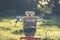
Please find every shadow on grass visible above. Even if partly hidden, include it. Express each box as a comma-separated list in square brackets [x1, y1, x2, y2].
[0, 19, 3, 22]
[0, 27, 11, 31]
[12, 29, 23, 35]
[40, 19, 60, 28]
[43, 37, 60, 40]
[43, 37, 54, 40]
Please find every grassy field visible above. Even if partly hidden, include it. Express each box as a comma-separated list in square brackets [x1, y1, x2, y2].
[0, 16, 60, 40]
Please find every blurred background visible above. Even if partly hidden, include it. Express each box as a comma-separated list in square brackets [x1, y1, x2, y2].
[0, 0, 60, 16]
[0, 0, 60, 40]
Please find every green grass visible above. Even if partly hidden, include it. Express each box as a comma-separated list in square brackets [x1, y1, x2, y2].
[0, 17, 60, 40]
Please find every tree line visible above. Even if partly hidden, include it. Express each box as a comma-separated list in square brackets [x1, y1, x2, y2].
[0, 0, 60, 17]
